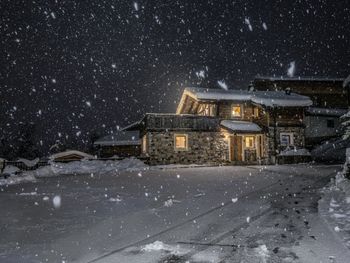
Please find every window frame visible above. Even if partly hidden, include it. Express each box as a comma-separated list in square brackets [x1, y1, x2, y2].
[280, 132, 294, 146]
[174, 134, 189, 151]
[245, 136, 255, 149]
[231, 104, 242, 118]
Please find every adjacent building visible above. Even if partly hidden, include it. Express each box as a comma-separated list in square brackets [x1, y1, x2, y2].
[252, 77, 349, 146]
[93, 131, 141, 158]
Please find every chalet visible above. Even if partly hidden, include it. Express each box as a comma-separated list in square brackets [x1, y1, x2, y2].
[93, 131, 141, 158]
[252, 77, 349, 146]
[123, 87, 312, 165]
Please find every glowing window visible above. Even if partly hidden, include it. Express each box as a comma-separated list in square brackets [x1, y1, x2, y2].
[245, 136, 255, 148]
[142, 135, 147, 153]
[253, 107, 259, 117]
[232, 105, 241, 117]
[174, 134, 188, 150]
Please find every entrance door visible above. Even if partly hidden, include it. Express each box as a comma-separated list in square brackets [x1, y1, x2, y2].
[230, 135, 243, 162]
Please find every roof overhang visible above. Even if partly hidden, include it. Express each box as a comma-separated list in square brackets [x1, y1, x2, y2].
[220, 120, 262, 134]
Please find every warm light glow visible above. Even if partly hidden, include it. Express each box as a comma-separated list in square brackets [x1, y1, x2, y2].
[232, 105, 241, 117]
[175, 135, 187, 149]
[245, 136, 255, 148]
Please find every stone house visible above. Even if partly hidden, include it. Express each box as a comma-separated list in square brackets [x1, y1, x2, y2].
[252, 77, 349, 146]
[123, 87, 312, 165]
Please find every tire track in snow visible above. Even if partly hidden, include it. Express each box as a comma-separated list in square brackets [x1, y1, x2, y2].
[87, 176, 282, 263]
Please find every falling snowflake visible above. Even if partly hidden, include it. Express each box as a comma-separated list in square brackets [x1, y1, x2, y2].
[287, 61, 296, 77]
[53, 195, 61, 209]
[244, 17, 253, 31]
[133, 2, 139, 11]
[217, 80, 228, 91]
[196, 70, 206, 79]
[262, 22, 268, 30]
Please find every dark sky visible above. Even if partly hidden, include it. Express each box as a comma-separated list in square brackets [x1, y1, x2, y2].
[0, 0, 349, 154]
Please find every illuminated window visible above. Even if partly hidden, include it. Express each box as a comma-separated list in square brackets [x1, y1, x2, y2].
[253, 107, 259, 117]
[232, 105, 241, 117]
[245, 136, 255, 148]
[280, 133, 294, 146]
[142, 135, 147, 153]
[174, 134, 188, 150]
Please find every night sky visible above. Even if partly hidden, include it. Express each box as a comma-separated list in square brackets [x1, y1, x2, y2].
[1, 0, 349, 155]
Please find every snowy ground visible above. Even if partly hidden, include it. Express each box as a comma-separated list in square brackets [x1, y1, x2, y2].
[0, 164, 346, 263]
[319, 167, 350, 251]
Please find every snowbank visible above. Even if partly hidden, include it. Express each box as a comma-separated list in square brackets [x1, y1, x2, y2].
[279, 148, 311, 156]
[34, 158, 148, 177]
[319, 155, 350, 248]
[0, 166, 36, 186]
[17, 158, 40, 167]
[141, 241, 189, 256]
[0, 158, 147, 186]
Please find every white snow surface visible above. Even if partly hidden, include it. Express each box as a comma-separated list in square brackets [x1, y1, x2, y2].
[185, 87, 312, 107]
[141, 241, 189, 256]
[0, 158, 147, 186]
[0, 171, 36, 186]
[319, 161, 350, 250]
[17, 158, 40, 167]
[279, 147, 311, 156]
[2, 165, 20, 174]
[50, 150, 94, 160]
[306, 107, 347, 117]
[221, 120, 262, 132]
[34, 158, 147, 177]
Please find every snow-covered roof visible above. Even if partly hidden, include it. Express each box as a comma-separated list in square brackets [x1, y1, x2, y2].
[50, 150, 94, 160]
[255, 76, 345, 82]
[17, 158, 40, 167]
[184, 87, 312, 107]
[306, 107, 348, 117]
[221, 120, 262, 133]
[94, 131, 140, 146]
[251, 91, 312, 107]
[185, 87, 252, 101]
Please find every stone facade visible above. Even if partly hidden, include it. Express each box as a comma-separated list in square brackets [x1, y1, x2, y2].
[266, 126, 305, 162]
[144, 131, 229, 165]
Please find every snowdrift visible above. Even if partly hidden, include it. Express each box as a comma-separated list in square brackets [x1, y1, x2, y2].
[311, 137, 350, 163]
[34, 158, 148, 177]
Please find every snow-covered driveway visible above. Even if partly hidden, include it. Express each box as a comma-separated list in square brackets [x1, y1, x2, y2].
[0, 164, 346, 263]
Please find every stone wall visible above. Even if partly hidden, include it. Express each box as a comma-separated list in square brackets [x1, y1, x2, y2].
[266, 126, 306, 163]
[144, 131, 229, 165]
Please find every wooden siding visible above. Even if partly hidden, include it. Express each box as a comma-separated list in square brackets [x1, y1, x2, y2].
[144, 114, 221, 132]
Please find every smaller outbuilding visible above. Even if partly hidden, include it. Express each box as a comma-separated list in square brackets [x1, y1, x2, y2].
[93, 131, 141, 158]
[50, 150, 94, 162]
